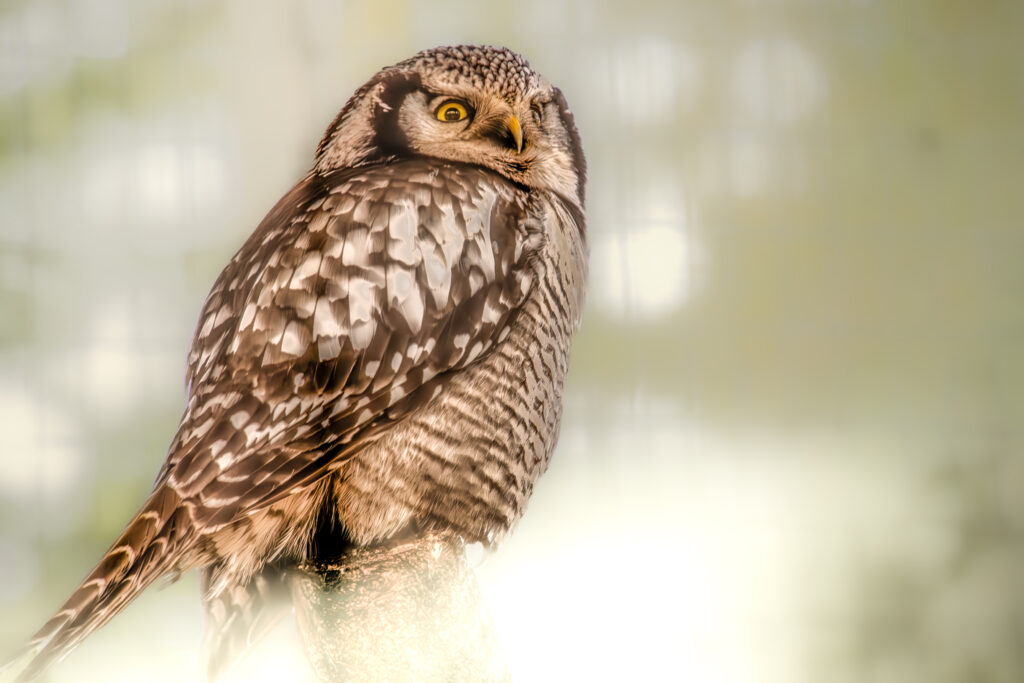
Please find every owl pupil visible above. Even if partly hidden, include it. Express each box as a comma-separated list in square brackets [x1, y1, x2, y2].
[444, 108, 460, 121]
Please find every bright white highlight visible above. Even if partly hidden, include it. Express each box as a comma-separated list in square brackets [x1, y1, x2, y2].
[594, 177, 698, 319]
[476, 395, 926, 683]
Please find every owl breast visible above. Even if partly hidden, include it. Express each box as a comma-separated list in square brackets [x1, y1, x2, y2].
[332, 194, 587, 546]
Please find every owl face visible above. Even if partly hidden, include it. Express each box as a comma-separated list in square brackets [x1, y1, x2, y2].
[315, 45, 586, 211]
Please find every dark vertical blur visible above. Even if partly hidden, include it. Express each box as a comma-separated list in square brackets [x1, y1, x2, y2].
[1, 1, 1021, 681]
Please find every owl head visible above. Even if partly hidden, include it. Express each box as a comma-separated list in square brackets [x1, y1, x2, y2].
[315, 45, 586, 211]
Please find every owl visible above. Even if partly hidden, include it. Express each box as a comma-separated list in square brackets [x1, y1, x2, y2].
[9, 44, 586, 681]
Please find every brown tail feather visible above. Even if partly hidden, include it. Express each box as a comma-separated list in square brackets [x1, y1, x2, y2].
[14, 485, 191, 682]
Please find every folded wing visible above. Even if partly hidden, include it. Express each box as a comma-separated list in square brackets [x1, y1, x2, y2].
[160, 160, 540, 528]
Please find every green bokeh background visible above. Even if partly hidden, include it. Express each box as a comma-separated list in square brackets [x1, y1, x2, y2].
[1, 1, 1022, 681]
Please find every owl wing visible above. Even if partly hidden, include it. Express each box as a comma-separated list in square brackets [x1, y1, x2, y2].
[158, 160, 540, 528]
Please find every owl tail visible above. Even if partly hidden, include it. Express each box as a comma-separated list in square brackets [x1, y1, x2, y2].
[9, 485, 189, 682]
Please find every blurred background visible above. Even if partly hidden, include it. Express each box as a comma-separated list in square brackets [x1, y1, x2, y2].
[1, 0, 1022, 681]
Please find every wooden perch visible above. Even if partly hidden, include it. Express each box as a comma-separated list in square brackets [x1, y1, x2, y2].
[291, 535, 511, 682]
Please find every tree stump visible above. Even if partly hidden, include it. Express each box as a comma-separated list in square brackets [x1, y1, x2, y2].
[291, 535, 511, 682]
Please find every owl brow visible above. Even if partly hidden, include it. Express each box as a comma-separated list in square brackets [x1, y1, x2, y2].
[422, 89, 474, 109]
[421, 88, 458, 102]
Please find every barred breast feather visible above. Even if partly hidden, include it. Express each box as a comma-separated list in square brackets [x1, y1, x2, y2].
[334, 192, 587, 545]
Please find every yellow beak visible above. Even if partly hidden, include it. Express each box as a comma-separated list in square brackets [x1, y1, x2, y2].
[507, 115, 523, 153]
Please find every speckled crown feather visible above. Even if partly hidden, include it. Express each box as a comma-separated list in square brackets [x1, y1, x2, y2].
[394, 45, 543, 99]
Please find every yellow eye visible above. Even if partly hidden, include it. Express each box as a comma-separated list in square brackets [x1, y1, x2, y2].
[436, 101, 469, 122]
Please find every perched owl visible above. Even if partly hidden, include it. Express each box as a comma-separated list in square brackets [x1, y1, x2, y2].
[10, 44, 586, 681]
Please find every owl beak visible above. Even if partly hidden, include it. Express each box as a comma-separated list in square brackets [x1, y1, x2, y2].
[506, 115, 524, 153]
